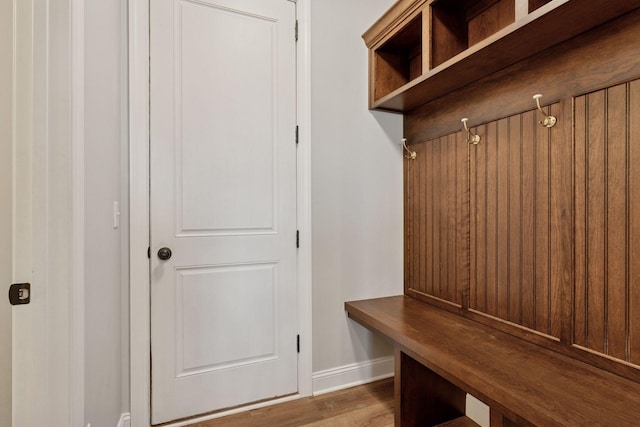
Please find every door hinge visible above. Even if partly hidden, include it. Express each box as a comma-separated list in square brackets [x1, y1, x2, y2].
[147, 246, 151, 259]
[295, 125, 299, 145]
[295, 20, 299, 42]
[297, 334, 300, 353]
[296, 230, 300, 249]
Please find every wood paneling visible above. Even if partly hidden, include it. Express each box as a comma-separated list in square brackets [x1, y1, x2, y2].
[574, 80, 640, 365]
[468, 105, 566, 338]
[408, 104, 570, 337]
[405, 132, 469, 306]
[401, 2, 640, 383]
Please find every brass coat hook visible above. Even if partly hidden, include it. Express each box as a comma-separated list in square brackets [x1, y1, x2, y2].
[461, 118, 480, 145]
[533, 94, 557, 128]
[402, 138, 416, 160]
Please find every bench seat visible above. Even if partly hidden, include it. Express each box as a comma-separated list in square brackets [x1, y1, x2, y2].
[345, 295, 640, 426]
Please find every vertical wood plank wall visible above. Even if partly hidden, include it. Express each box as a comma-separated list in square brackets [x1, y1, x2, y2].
[404, 77, 640, 378]
[406, 132, 469, 306]
[407, 104, 570, 337]
[574, 80, 640, 365]
[469, 104, 567, 339]
[402, 7, 640, 382]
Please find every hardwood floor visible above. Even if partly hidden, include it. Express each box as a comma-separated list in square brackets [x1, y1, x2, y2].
[190, 378, 394, 427]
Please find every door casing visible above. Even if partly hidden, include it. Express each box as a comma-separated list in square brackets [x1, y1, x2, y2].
[128, 0, 313, 425]
[10, 0, 86, 425]
[1, 0, 13, 422]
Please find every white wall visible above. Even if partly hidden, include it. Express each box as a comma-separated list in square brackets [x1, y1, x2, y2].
[0, 0, 13, 422]
[80, 0, 402, 422]
[84, 0, 128, 425]
[310, 0, 404, 383]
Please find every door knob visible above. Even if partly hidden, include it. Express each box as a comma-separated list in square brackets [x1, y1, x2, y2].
[157, 247, 172, 260]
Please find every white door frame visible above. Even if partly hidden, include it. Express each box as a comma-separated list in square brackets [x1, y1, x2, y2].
[128, 0, 312, 425]
[0, 0, 13, 422]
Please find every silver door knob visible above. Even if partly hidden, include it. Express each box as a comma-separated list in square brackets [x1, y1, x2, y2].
[157, 247, 172, 260]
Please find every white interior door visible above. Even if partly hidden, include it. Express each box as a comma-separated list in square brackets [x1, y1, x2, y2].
[150, 0, 298, 423]
[0, 0, 13, 423]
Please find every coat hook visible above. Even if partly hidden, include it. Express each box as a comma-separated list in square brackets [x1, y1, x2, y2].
[461, 118, 480, 145]
[402, 138, 416, 160]
[533, 94, 557, 128]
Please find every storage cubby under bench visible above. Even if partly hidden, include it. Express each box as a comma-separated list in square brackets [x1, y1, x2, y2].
[345, 296, 640, 426]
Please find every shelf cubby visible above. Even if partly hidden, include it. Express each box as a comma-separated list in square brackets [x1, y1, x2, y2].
[363, 0, 640, 112]
[373, 13, 423, 101]
[431, 0, 515, 67]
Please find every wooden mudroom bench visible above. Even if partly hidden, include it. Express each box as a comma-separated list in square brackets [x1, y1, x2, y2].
[354, 0, 640, 425]
[345, 296, 640, 427]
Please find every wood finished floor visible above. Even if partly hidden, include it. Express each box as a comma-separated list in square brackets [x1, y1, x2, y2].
[190, 378, 394, 427]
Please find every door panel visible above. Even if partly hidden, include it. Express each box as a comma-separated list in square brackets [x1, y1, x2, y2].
[178, 1, 277, 233]
[150, 0, 297, 423]
[176, 263, 278, 374]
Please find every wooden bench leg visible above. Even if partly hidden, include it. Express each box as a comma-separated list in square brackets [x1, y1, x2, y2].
[490, 408, 505, 427]
[394, 348, 402, 427]
[395, 348, 466, 426]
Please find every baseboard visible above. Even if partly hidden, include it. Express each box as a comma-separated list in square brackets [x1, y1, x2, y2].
[312, 356, 394, 396]
[117, 412, 131, 427]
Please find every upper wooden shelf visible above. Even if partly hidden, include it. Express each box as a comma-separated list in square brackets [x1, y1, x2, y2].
[364, 0, 640, 112]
